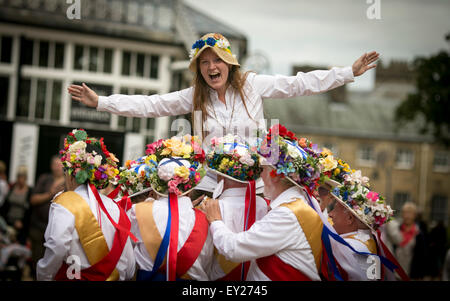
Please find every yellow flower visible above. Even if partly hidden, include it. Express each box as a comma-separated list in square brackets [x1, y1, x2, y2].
[321, 147, 333, 157]
[174, 166, 190, 180]
[320, 155, 338, 171]
[219, 158, 229, 171]
[161, 148, 171, 156]
[70, 154, 77, 162]
[334, 168, 341, 176]
[145, 155, 157, 166]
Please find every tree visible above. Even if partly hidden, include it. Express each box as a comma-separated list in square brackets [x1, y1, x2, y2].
[395, 34, 450, 147]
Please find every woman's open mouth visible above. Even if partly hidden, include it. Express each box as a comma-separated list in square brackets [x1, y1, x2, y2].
[209, 72, 221, 81]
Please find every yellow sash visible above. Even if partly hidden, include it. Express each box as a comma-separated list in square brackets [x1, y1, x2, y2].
[281, 198, 323, 270]
[214, 248, 241, 275]
[54, 191, 119, 281]
[345, 234, 378, 254]
[135, 201, 190, 280]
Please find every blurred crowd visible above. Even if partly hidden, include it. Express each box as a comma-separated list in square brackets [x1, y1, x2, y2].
[0, 157, 449, 281]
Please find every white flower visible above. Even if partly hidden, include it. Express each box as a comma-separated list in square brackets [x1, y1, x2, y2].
[216, 39, 230, 49]
[239, 153, 255, 166]
[158, 164, 175, 181]
[69, 141, 86, 153]
[189, 49, 197, 60]
[287, 143, 300, 159]
[93, 155, 102, 167]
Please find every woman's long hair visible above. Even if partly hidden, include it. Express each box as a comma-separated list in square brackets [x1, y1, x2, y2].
[192, 64, 253, 140]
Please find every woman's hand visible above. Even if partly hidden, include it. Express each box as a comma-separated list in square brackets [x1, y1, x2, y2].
[352, 51, 380, 77]
[204, 198, 222, 224]
[67, 83, 99, 108]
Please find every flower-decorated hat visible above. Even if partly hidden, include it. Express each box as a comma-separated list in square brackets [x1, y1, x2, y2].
[188, 33, 239, 72]
[330, 172, 393, 231]
[206, 134, 262, 184]
[258, 124, 325, 192]
[117, 155, 158, 198]
[59, 129, 120, 190]
[145, 135, 206, 197]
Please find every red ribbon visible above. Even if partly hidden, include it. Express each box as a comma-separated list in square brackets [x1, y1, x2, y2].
[238, 180, 256, 280]
[168, 192, 179, 281]
[375, 229, 410, 281]
[107, 185, 121, 199]
[89, 183, 138, 243]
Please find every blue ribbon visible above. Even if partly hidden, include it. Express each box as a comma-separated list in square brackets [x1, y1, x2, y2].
[137, 198, 172, 281]
[223, 142, 248, 152]
[285, 140, 308, 159]
[160, 157, 185, 167]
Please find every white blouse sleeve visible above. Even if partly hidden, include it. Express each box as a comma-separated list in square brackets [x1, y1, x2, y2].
[209, 207, 300, 263]
[97, 87, 194, 118]
[249, 66, 354, 99]
[36, 203, 75, 281]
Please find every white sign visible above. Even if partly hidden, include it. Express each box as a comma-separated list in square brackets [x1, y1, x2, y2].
[9, 123, 39, 186]
[123, 133, 145, 163]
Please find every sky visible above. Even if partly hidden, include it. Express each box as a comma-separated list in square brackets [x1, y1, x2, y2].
[184, 0, 450, 90]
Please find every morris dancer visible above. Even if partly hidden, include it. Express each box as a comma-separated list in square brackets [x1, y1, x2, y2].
[204, 127, 324, 281]
[37, 129, 136, 281]
[201, 135, 268, 280]
[130, 136, 213, 281]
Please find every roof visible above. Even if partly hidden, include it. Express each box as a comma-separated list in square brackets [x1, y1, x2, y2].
[263, 82, 433, 143]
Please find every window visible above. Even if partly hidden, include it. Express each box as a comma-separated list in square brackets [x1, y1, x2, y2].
[16, 79, 31, 118]
[103, 48, 113, 73]
[136, 53, 145, 77]
[395, 148, 414, 170]
[150, 55, 159, 79]
[0, 35, 12, 63]
[122, 51, 131, 76]
[0, 76, 9, 118]
[433, 151, 449, 173]
[20, 37, 33, 65]
[358, 145, 375, 166]
[393, 192, 411, 216]
[38, 40, 49, 67]
[74, 44, 84, 70]
[430, 195, 448, 223]
[54, 42, 65, 69]
[88, 46, 98, 72]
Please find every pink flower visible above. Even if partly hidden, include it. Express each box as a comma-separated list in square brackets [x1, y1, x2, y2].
[168, 180, 180, 195]
[210, 136, 219, 146]
[367, 191, 379, 202]
[145, 139, 163, 155]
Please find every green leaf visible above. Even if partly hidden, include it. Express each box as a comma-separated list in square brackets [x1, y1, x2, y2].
[67, 136, 75, 144]
[75, 169, 89, 184]
[75, 130, 87, 141]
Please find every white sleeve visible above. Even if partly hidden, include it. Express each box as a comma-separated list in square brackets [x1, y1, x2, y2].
[97, 87, 194, 118]
[209, 208, 299, 262]
[36, 203, 74, 281]
[249, 66, 354, 99]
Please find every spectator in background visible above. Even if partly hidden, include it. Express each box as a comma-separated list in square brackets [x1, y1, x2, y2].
[29, 155, 64, 278]
[385, 202, 428, 280]
[0, 161, 9, 209]
[427, 220, 448, 280]
[442, 248, 450, 281]
[0, 166, 32, 245]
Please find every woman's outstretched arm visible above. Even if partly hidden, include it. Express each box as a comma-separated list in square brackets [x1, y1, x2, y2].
[68, 83, 194, 118]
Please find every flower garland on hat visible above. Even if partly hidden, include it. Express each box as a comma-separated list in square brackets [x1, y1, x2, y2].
[189, 33, 233, 61]
[331, 175, 394, 231]
[145, 135, 206, 196]
[207, 134, 262, 182]
[258, 124, 325, 191]
[59, 129, 120, 189]
[117, 155, 157, 197]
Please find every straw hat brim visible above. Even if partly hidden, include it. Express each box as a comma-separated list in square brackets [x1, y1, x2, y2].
[329, 191, 375, 232]
[189, 45, 240, 72]
[129, 187, 153, 198]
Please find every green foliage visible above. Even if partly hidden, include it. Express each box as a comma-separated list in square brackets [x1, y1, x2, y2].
[395, 38, 450, 147]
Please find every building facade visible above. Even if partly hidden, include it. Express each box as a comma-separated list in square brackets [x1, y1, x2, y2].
[0, 0, 248, 186]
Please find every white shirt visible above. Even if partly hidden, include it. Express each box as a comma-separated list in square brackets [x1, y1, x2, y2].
[97, 67, 354, 143]
[129, 196, 213, 281]
[208, 187, 269, 280]
[36, 184, 136, 281]
[210, 186, 321, 281]
[333, 229, 377, 281]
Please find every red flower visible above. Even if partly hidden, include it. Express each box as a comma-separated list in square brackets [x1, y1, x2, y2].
[100, 137, 110, 157]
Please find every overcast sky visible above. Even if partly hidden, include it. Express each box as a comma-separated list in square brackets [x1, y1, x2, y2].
[184, 0, 450, 90]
